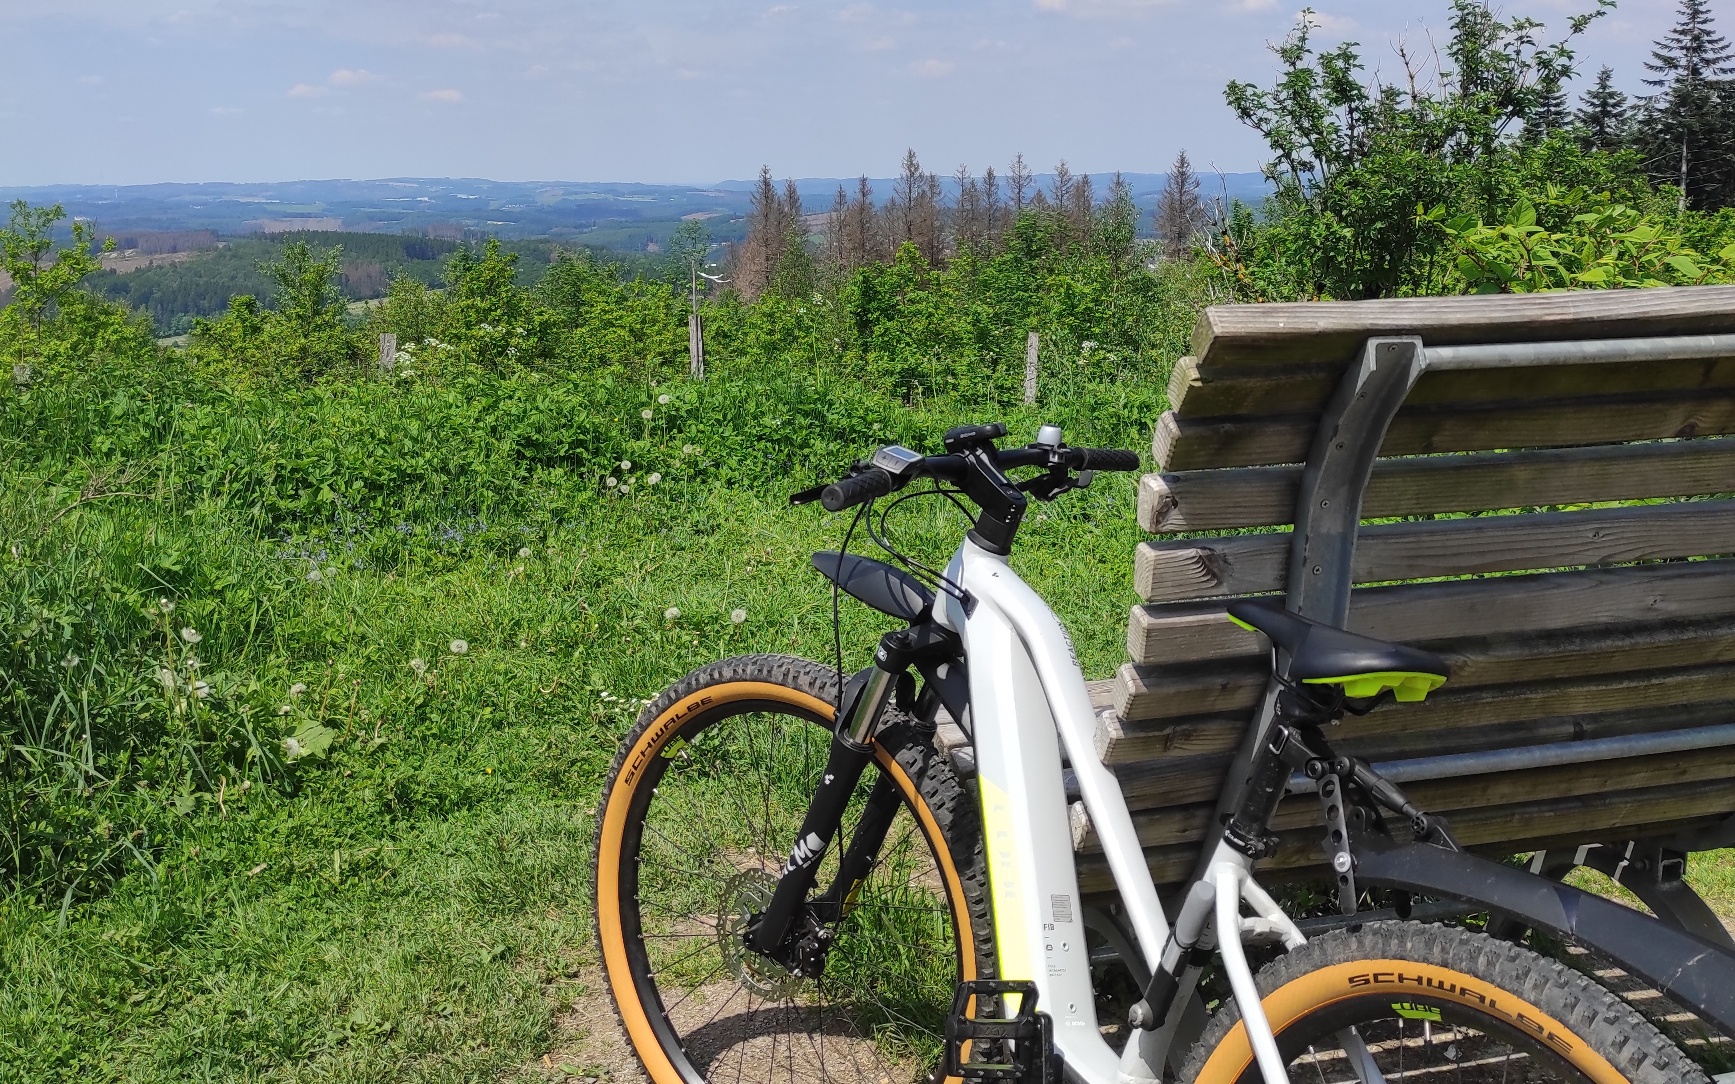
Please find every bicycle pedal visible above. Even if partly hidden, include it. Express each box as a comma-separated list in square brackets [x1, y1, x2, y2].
[943, 980, 1058, 1084]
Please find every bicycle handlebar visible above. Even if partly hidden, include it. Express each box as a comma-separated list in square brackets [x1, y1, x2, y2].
[820, 468, 899, 512]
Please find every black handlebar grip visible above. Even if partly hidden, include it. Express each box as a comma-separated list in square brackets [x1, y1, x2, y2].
[1069, 448, 1141, 472]
[821, 468, 897, 511]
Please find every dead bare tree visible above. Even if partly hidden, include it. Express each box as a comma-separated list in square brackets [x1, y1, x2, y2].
[1154, 148, 1208, 260]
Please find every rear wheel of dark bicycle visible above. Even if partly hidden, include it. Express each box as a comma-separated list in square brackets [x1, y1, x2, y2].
[593, 654, 995, 1084]
[1181, 921, 1708, 1084]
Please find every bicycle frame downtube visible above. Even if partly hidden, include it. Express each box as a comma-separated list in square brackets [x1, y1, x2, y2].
[939, 539, 1171, 1083]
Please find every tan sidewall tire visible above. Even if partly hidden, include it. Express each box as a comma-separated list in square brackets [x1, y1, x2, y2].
[593, 655, 989, 1084]
[1183, 922, 1705, 1084]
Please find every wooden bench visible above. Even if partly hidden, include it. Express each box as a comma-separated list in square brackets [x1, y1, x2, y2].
[1075, 285, 1735, 942]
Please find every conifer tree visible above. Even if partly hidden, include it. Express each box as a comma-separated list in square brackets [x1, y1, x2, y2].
[1575, 65, 1629, 150]
[1522, 75, 1572, 144]
[1154, 149, 1207, 260]
[1639, 0, 1735, 208]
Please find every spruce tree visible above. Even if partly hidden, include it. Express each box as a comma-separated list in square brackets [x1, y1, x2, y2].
[1154, 149, 1206, 260]
[1639, 0, 1735, 208]
[1523, 76, 1572, 145]
[1575, 66, 1629, 150]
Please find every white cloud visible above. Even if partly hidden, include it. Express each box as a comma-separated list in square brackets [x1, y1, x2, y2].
[419, 88, 464, 103]
[908, 58, 954, 78]
[328, 68, 382, 86]
[1306, 10, 1357, 32]
[287, 83, 327, 98]
[1230, 0, 1278, 9]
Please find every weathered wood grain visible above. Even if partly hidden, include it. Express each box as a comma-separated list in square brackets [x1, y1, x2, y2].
[1171, 355, 1735, 417]
[1191, 286, 1735, 370]
[1116, 618, 1735, 722]
[1139, 439, 1735, 533]
[1154, 391, 1735, 471]
[1128, 559, 1735, 665]
[1136, 500, 1735, 604]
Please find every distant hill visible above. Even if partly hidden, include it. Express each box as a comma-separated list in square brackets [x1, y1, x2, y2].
[1, 173, 1270, 252]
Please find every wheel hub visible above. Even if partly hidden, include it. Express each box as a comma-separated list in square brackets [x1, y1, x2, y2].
[717, 868, 809, 1000]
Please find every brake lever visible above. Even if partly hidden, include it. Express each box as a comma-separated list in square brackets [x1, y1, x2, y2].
[789, 483, 828, 506]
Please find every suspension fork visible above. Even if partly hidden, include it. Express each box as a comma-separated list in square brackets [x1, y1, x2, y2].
[748, 652, 903, 956]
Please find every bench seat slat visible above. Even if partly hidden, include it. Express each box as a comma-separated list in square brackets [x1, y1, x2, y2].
[1128, 559, 1735, 666]
[1116, 618, 1735, 723]
[1191, 286, 1735, 369]
[1140, 439, 1735, 534]
[1076, 743, 1735, 853]
[1136, 500, 1735, 604]
[1076, 779, 1735, 891]
[1104, 663, 1735, 769]
[1155, 391, 1735, 471]
[1169, 354, 1735, 418]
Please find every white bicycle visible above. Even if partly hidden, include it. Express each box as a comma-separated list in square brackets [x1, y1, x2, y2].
[593, 422, 1714, 1084]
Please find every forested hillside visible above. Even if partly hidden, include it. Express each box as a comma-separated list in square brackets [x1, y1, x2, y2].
[5, 1, 1735, 1080]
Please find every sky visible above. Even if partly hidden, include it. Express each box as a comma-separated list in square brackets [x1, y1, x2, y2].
[0, 0, 1690, 186]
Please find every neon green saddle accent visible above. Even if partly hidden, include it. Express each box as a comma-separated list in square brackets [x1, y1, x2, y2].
[1303, 670, 1447, 702]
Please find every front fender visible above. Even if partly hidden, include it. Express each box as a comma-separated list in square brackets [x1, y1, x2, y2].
[1356, 840, 1735, 1034]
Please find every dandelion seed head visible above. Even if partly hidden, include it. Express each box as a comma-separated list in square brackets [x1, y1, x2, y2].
[284, 736, 304, 759]
[450, 639, 469, 655]
[289, 683, 307, 698]
[731, 608, 747, 624]
[517, 546, 531, 558]
[663, 606, 680, 621]
[641, 408, 653, 420]
[277, 704, 293, 716]
[647, 472, 661, 485]
[180, 627, 202, 644]
[409, 658, 428, 675]
[192, 681, 211, 700]
[619, 483, 630, 494]
[620, 460, 631, 470]
[657, 393, 671, 404]
[605, 476, 618, 488]
[682, 444, 695, 455]
[307, 569, 323, 583]
[158, 667, 176, 689]
[158, 598, 176, 614]
[62, 653, 81, 668]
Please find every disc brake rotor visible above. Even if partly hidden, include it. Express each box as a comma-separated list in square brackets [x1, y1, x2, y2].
[717, 868, 809, 1000]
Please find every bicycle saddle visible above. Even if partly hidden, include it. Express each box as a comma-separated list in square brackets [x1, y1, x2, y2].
[1226, 599, 1450, 702]
[812, 552, 933, 623]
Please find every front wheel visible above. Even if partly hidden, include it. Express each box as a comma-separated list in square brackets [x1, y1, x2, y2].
[593, 654, 995, 1084]
[1181, 921, 1708, 1084]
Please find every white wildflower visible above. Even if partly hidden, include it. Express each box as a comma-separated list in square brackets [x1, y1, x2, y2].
[647, 472, 661, 485]
[449, 639, 469, 655]
[277, 704, 293, 716]
[657, 393, 671, 404]
[410, 658, 428, 676]
[663, 606, 680, 621]
[180, 627, 202, 644]
[158, 667, 176, 689]
[158, 598, 176, 615]
[731, 608, 747, 624]
[62, 652, 81, 668]
[682, 444, 695, 455]
[641, 409, 653, 420]
[289, 683, 307, 698]
[517, 546, 531, 558]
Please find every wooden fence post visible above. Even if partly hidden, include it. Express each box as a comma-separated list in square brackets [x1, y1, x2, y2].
[378, 333, 397, 375]
[1024, 331, 1039, 405]
[689, 313, 705, 380]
